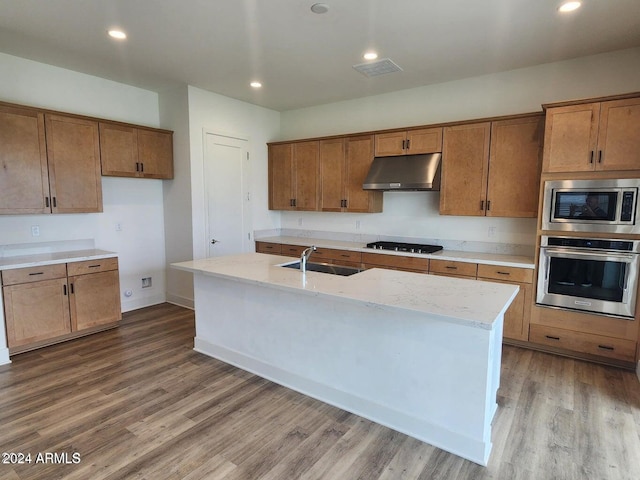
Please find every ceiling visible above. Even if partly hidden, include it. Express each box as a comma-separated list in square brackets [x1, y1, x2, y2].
[1, 1, 639, 112]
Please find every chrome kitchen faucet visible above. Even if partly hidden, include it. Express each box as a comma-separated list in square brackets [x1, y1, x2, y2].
[300, 246, 317, 273]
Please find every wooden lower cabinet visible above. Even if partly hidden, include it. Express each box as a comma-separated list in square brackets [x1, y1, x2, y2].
[2, 258, 121, 353]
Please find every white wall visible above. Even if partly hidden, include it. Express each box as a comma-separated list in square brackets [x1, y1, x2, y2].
[186, 86, 281, 262]
[278, 47, 640, 246]
[0, 53, 167, 311]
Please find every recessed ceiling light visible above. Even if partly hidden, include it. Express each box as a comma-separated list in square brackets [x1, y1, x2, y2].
[364, 52, 378, 60]
[108, 29, 127, 40]
[558, 1, 581, 12]
[250, 81, 262, 88]
[310, 3, 329, 14]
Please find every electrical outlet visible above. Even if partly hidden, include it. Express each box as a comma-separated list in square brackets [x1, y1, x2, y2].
[31, 225, 40, 237]
[298, 218, 303, 226]
[355, 220, 361, 230]
[115, 223, 122, 231]
[488, 226, 496, 238]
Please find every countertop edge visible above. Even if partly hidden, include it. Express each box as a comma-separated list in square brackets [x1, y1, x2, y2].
[0, 250, 118, 271]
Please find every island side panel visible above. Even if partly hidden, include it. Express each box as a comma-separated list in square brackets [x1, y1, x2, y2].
[192, 273, 501, 465]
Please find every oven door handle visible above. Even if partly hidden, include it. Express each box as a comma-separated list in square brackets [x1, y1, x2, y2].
[542, 247, 636, 263]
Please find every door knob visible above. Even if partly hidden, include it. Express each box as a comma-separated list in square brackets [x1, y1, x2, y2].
[211, 239, 220, 244]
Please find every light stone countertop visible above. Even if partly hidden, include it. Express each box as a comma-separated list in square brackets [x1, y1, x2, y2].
[257, 235, 535, 269]
[0, 249, 118, 271]
[172, 252, 519, 330]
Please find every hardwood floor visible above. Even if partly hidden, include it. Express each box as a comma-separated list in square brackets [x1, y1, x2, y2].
[1, 303, 639, 480]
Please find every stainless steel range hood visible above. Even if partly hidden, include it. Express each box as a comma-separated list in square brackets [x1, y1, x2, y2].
[362, 153, 442, 191]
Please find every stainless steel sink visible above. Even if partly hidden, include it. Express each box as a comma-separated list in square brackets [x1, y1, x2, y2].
[280, 261, 362, 276]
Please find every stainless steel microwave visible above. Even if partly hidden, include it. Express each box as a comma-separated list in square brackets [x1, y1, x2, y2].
[541, 179, 640, 234]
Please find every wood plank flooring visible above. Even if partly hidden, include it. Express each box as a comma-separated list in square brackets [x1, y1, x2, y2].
[1, 303, 639, 479]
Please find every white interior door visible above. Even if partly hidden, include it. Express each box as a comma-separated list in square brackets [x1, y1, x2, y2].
[204, 133, 250, 257]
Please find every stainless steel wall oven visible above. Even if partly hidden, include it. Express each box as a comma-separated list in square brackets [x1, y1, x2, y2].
[537, 236, 640, 319]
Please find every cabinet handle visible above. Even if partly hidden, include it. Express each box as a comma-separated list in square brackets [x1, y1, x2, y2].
[136, 162, 140, 172]
[597, 150, 602, 164]
[545, 335, 560, 341]
[52, 197, 57, 208]
[487, 200, 491, 211]
[496, 271, 510, 276]
[70, 283, 74, 294]
[29, 272, 44, 276]
[45, 197, 50, 208]
[88, 264, 101, 268]
[445, 265, 458, 270]
[293, 199, 297, 207]
[598, 345, 614, 351]
[63, 284, 67, 296]
[406, 139, 410, 150]
[341, 254, 350, 257]
[480, 200, 485, 211]
[589, 151, 594, 164]
[140, 162, 144, 172]
[402, 140, 406, 150]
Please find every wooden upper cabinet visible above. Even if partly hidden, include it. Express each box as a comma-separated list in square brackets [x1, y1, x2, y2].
[345, 135, 382, 213]
[320, 138, 346, 212]
[0, 104, 50, 214]
[542, 97, 640, 173]
[597, 98, 640, 171]
[293, 141, 320, 211]
[319, 135, 382, 213]
[440, 123, 491, 216]
[100, 123, 174, 179]
[374, 128, 442, 156]
[45, 114, 103, 213]
[440, 115, 543, 218]
[487, 116, 543, 217]
[268, 143, 294, 210]
[268, 141, 319, 211]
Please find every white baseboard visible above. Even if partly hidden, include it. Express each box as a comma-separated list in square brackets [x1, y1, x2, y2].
[0, 347, 10, 366]
[121, 293, 167, 313]
[165, 293, 194, 309]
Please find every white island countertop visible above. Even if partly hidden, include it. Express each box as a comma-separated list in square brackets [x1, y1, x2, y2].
[172, 252, 519, 330]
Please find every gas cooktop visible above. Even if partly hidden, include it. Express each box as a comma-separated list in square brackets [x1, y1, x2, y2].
[366, 241, 443, 254]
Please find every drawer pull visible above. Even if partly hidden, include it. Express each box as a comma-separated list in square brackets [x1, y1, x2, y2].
[496, 271, 510, 276]
[28, 272, 45, 276]
[341, 254, 350, 257]
[88, 264, 101, 268]
[598, 345, 614, 351]
[545, 335, 560, 341]
[445, 266, 458, 270]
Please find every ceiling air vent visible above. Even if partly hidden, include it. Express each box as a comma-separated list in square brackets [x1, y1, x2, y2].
[352, 58, 403, 78]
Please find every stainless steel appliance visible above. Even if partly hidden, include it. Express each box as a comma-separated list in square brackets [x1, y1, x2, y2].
[362, 153, 441, 191]
[366, 241, 443, 254]
[541, 179, 640, 234]
[537, 236, 640, 318]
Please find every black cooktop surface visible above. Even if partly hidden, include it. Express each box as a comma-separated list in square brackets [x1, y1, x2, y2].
[366, 241, 443, 254]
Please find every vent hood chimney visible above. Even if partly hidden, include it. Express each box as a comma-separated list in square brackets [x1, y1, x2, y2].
[362, 153, 442, 191]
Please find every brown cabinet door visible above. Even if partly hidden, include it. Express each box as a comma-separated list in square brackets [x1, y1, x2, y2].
[374, 131, 406, 156]
[99, 123, 139, 176]
[0, 104, 50, 214]
[487, 116, 543, 218]
[137, 129, 174, 178]
[268, 143, 294, 210]
[320, 138, 346, 212]
[69, 270, 122, 331]
[45, 114, 103, 213]
[440, 123, 491, 216]
[345, 135, 382, 213]
[406, 127, 443, 154]
[293, 141, 320, 211]
[542, 103, 599, 173]
[596, 98, 640, 171]
[3, 278, 71, 348]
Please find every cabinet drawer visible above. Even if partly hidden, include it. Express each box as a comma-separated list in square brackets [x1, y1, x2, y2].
[313, 248, 362, 263]
[529, 324, 636, 363]
[1, 264, 67, 286]
[477, 264, 533, 283]
[361, 253, 429, 272]
[281, 244, 306, 257]
[430, 259, 477, 278]
[255, 242, 282, 254]
[67, 257, 119, 276]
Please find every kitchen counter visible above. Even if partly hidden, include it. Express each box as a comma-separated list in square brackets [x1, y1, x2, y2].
[257, 235, 535, 269]
[0, 249, 117, 271]
[172, 252, 518, 465]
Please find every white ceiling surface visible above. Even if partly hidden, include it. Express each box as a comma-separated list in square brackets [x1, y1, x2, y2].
[1, 1, 639, 112]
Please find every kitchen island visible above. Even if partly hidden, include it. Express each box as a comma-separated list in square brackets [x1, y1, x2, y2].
[172, 252, 519, 466]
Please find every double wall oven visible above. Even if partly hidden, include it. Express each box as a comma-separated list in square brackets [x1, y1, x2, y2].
[537, 179, 640, 319]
